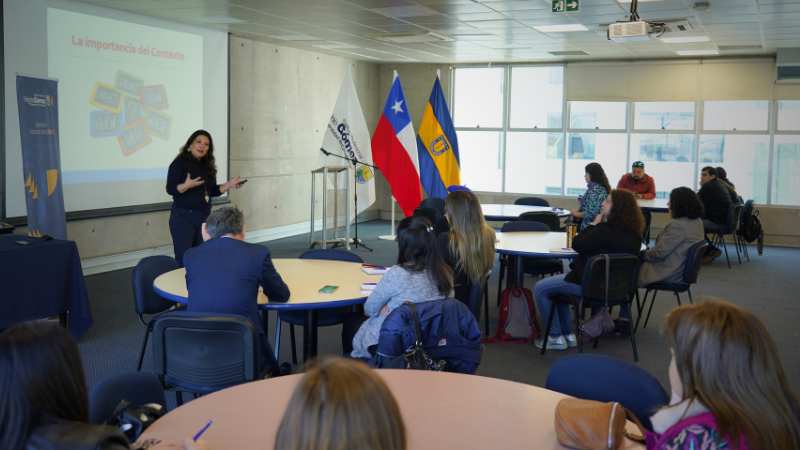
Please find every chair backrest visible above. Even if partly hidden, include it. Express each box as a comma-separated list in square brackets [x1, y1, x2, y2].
[88, 372, 165, 424]
[377, 299, 484, 374]
[413, 206, 441, 225]
[515, 197, 550, 207]
[501, 220, 550, 233]
[580, 254, 640, 303]
[518, 211, 560, 231]
[727, 203, 744, 231]
[683, 241, 709, 286]
[464, 269, 491, 321]
[420, 197, 446, 216]
[133, 255, 180, 315]
[741, 199, 755, 228]
[299, 249, 364, 263]
[152, 312, 259, 391]
[545, 354, 668, 431]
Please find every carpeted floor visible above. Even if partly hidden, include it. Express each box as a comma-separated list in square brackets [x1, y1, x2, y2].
[77, 220, 800, 409]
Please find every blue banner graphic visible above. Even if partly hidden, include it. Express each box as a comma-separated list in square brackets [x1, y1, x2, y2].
[16, 76, 68, 239]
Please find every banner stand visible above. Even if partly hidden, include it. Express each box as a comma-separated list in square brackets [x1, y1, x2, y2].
[378, 196, 397, 241]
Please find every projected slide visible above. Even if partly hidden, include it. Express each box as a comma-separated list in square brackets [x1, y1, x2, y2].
[47, 8, 203, 210]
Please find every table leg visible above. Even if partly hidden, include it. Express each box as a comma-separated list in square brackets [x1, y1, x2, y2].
[515, 255, 525, 287]
[303, 309, 318, 362]
[260, 310, 269, 336]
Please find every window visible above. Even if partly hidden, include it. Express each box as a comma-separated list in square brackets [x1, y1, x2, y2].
[569, 102, 627, 130]
[565, 133, 627, 194]
[453, 68, 504, 128]
[505, 132, 563, 194]
[634, 102, 695, 131]
[699, 135, 769, 203]
[703, 101, 769, 131]
[509, 67, 563, 129]
[630, 134, 696, 195]
[777, 100, 800, 131]
[772, 135, 800, 206]
[458, 131, 503, 192]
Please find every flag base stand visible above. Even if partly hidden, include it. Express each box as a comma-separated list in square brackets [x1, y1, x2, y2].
[378, 235, 396, 241]
[348, 238, 373, 251]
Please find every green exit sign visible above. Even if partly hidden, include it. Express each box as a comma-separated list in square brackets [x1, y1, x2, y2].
[552, 0, 580, 13]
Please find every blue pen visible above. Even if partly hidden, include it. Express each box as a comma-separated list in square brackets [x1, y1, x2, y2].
[193, 419, 214, 441]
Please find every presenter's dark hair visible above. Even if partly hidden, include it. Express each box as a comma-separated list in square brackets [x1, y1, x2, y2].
[395, 215, 453, 296]
[0, 322, 90, 450]
[178, 129, 217, 180]
[585, 162, 611, 194]
[206, 206, 245, 238]
[669, 187, 705, 220]
[701, 166, 717, 177]
[715, 167, 728, 180]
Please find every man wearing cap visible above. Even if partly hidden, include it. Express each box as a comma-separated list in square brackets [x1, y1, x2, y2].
[617, 161, 656, 244]
[617, 161, 656, 200]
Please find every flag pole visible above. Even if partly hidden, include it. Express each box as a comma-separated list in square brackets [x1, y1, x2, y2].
[378, 70, 400, 241]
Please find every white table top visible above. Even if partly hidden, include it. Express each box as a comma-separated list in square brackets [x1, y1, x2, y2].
[153, 259, 384, 311]
[139, 370, 644, 450]
[496, 231, 646, 258]
[482, 204, 570, 221]
[637, 198, 669, 212]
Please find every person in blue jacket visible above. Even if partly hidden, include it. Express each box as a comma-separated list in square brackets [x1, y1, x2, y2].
[166, 130, 244, 267]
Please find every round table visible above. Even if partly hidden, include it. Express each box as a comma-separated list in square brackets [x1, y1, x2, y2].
[153, 259, 384, 361]
[139, 370, 645, 450]
[482, 204, 570, 222]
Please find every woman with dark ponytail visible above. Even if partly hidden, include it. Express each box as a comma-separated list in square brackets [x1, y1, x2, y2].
[342, 216, 454, 359]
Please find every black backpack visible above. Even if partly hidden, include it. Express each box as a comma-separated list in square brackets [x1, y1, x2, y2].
[738, 203, 764, 255]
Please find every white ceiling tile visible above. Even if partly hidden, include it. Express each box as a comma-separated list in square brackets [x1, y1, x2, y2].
[761, 3, 800, 14]
[698, 14, 759, 24]
[633, 1, 690, 13]
[694, 5, 756, 17]
[341, 0, 417, 8]
[566, 5, 627, 16]
[518, 17, 580, 26]
[702, 22, 761, 31]
[761, 20, 800, 29]
[418, 3, 497, 15]
[762, 12, 800, 22]
[483, 1, 550, 12]
[446, 11, 510, 20]
[464, 19, 528, 29]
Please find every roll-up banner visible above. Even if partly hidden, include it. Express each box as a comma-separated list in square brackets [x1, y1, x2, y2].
[16, 75, 68, 239]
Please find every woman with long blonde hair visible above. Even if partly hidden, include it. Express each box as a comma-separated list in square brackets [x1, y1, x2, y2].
[437, 190, 496, 302]
[275, 357, 406, 450]
[650, 299, 800, 450]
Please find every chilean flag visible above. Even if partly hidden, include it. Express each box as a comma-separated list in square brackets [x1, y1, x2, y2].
[371, 77, 422, 217]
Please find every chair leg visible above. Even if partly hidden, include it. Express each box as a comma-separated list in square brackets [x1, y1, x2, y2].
[739, 235, 750, 262]
[274, 318, 282, 361]
[540, 304, 557, 355]
[720, 235, 731, 269]
[627, 302, 638, 362]
[137, 326, 150, 371]
[687, 288, 694, 304]
[289, 324, 298, 366]
[674, 289, 681, 307]
[176, 391, 183, 407]
[732, 233, 742, 265]
[634, 289, 647, 333]
[644, 289, 658, 329]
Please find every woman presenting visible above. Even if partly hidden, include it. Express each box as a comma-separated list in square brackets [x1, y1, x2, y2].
[166, 130, 243, 267]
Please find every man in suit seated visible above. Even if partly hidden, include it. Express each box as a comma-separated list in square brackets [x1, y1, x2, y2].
[184, 206, 291, 376]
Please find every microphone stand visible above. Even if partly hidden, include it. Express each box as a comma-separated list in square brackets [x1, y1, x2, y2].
[319, 148, 380, 252]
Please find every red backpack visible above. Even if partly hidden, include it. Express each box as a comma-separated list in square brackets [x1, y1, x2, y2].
[483, 283, 541, 343]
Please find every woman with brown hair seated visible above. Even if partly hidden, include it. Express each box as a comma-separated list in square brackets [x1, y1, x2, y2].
[650, 299, 800, 449]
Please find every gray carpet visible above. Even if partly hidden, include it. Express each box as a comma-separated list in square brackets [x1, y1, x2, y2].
[77, 220, 800, 409]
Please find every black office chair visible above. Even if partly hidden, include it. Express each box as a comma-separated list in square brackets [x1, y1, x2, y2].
[89, 372, 165, 423]
[707, 203, 744, 269]
[276, 249, 364, 365]
[413, 206, 441, 225]
[515, 197, 550, 207]
[636, 242, 708, 331]
[496, 221, 564, 307]
[736, 199, 754, 262]
[463, 269, 491, 335]
[132, 255, 183, 371]
[152, 312, 262, 406]
[420, 197, 446, 217]
[546, 354, 668, 431]
[519, 211, 561, 232]
[543, 254, 641, 361]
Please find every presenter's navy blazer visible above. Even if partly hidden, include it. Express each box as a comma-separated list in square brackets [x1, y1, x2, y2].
[183, 237, 290, 371]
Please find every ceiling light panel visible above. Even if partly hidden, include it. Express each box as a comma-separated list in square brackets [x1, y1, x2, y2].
[661, 36, 710, 43]
[676, 49, 720, 55]
[532, 24, 590, 33]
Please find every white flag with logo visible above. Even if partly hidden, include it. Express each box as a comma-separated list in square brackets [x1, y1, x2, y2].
[318, 67, 376, 217]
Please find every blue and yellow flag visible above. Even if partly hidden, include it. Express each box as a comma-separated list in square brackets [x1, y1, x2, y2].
[416, 77, 460, 199]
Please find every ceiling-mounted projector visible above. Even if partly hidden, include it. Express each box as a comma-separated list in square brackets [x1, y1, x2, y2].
[608, 20, 654, 42]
